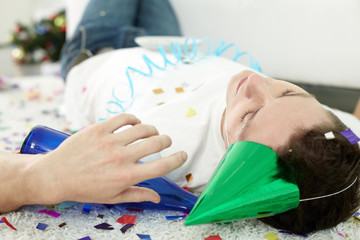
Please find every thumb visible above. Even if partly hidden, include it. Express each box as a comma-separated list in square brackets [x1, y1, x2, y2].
[112, 186, 161, 204]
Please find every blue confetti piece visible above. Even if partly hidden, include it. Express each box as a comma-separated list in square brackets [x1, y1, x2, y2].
[165, 215, 186, 220]
[0, 219, 3, 223]
[120, 224, 134, 233]
[137, 234, 151, 240]
[340, 129, 360, 145]
[78, 236, 92, 240]
[94, 222, 114, 230]
[354, 212, 360, 221]
[83, 203, 91, 214]
[36, 223, 48, 231]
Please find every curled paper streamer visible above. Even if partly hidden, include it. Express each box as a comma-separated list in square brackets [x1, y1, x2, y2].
[185, 141, 299, 226]
[105, 37, 262, 114]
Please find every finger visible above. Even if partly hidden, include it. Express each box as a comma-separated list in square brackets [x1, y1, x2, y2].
[135, 151, 188, 182]
[125, 134, 172, 160]
[113, 124, 159, 146]
[97, 113, 141, 133]
[110, 186, 161, 204]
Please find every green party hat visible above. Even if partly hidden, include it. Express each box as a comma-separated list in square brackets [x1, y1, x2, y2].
[185, 141, 300, 226]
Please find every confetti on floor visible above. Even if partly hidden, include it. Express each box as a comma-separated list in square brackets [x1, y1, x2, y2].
[1, 217, 17, 230]
[82, 203, 91, 214]
[204, 235, 222, 240]
[185, 108, 197, 118]
[165, 215, 186, 221]
[116, 215, 137, 225]
[264, 232, 281, 240]
[58, 222, 67, 228]
[38, 209, 61, 218]
[152, 88, 164, 94]
[137, 234, 151, 240]
[120, 224, 134, 233]
[94, 222, 114, 230]
[78, 236, 91, 240]
[36, 223, 48, 231]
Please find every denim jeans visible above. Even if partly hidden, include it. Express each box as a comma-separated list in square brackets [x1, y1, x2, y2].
[60, 0, 181, 79]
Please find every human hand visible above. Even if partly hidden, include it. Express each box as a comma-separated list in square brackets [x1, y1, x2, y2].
[22, 114, 187, 205]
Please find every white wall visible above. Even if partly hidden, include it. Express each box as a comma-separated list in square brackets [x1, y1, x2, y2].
[0, 0, 65, 44]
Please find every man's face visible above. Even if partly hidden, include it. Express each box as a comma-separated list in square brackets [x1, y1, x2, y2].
[222, 70, 331, 151]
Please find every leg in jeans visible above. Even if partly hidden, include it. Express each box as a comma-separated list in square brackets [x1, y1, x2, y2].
[60, 0, 181, 80]
[135, 0, 181, 36]
[61, 0, 140, 79]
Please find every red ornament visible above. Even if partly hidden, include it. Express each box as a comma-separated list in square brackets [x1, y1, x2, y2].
[15, 25, 22, 33]
[45, 41, 54, 49]
[60, 25, 67, 32]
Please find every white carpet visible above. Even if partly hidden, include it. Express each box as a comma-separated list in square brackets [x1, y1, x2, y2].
[0, 73, 359, 240]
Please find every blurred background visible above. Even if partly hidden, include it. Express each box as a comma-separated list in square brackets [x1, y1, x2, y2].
[0, 0, 359, 114]
[0, 0, 65, 76]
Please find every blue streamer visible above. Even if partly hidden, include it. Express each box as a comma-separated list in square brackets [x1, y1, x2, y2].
[105, 37, 261, 115]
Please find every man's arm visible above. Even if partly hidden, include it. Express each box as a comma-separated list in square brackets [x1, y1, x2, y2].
[0, 114, 187, 214]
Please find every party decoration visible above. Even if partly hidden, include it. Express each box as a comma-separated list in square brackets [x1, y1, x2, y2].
[1, 217, 17, 230]
[185, 108, 196, 118]
[165, 215, 186, 220]
[9, 10, 66, 64]
[58, 222, 67, 228]
[94, 222, 114, 230]
[137, 234, 151, 240]
[78, 236, 91, 240]
[20, 125, 198, 213]
[38, 209, 61, 218]
[205, 236, 222, 240]
[116, 215, 137, 225]
[340, 129, 360, 144]
[152, 88, 164, 94]
[36, 223, 48, 231]
[82, 204, 91, 214]
[121, 224, 134, 233]
[185, 141, 300, 226]
[175, 87, 184, 93]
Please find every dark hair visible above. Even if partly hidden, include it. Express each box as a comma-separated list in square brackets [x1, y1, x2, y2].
[260, 111, 360, 234]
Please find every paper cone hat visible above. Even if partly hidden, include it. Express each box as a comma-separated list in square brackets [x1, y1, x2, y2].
[185, 141, 300, 226]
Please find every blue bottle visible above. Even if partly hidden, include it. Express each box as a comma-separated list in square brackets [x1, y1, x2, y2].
[20, 125, 197, 213]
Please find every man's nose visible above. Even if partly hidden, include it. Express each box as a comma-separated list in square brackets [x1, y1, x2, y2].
[244, 74, 274, 102]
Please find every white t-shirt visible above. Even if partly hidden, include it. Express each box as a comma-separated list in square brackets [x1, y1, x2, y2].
[64, 47, 252, 191]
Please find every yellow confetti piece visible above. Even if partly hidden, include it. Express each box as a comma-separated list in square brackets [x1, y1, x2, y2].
[264, 232, 281, 240]
[350, 218, 360, 224]
[185, 108, 196, 118]
[153, 88, 164, 94]
[175, 87, 184, 93]
[186, 173, 193, 182]
[157, 102, 165, 106]
[25, 90, 41, 101]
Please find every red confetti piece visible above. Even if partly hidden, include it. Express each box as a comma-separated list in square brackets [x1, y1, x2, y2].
[117, 215, 137, 225]
[126, 208, 143, 213]
[205, 235, 222, 240]
[1, 217, 17, 230]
